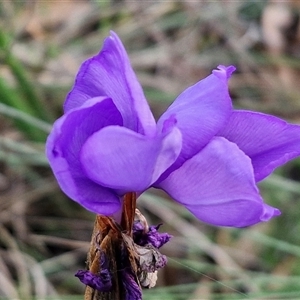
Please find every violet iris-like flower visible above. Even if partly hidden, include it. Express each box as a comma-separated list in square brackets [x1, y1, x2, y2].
[46, 31, 300, 227]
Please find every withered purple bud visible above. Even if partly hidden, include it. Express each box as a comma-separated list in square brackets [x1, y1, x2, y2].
[75, 251, 112, 292]
[133, 222, 172, 248]
[147, 225, 172, 248]
[136, 244, 168, 273]
[75, 270, 112, 292]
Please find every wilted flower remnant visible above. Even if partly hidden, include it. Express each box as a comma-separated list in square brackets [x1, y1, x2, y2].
[46, 31, 300, 298]
[75, 193, 168, 299]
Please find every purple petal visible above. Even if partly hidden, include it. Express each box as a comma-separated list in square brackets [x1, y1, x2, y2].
[80, 121, 182, 193]
[212, 65, 236, 80]
[158, 137, 280, 227]
[46, 97, 122, 214]
[156, 65, 234, 181]
[218, 110, 300, 181]
[64, 31, 156, 136]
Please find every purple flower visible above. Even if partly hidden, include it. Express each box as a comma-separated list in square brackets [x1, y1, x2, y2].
[46, 31, 300, 227]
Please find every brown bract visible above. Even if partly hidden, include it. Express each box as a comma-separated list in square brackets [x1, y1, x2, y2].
[84, 193, 164, 300]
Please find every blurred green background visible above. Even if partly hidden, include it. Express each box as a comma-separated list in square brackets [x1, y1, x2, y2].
[1, 1, 300, 299]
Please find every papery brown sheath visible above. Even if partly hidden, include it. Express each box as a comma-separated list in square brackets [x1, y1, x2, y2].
[84, 192, 157, 300]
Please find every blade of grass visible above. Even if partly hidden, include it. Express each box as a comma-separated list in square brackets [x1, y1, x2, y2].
[0, 77, 47, 141]
[248, 231, 300, 257]
[0, 28, 52, 122]
[0, 102, 52, 133]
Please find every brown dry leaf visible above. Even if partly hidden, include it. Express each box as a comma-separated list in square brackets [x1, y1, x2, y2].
[84, 216, 122, 300]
